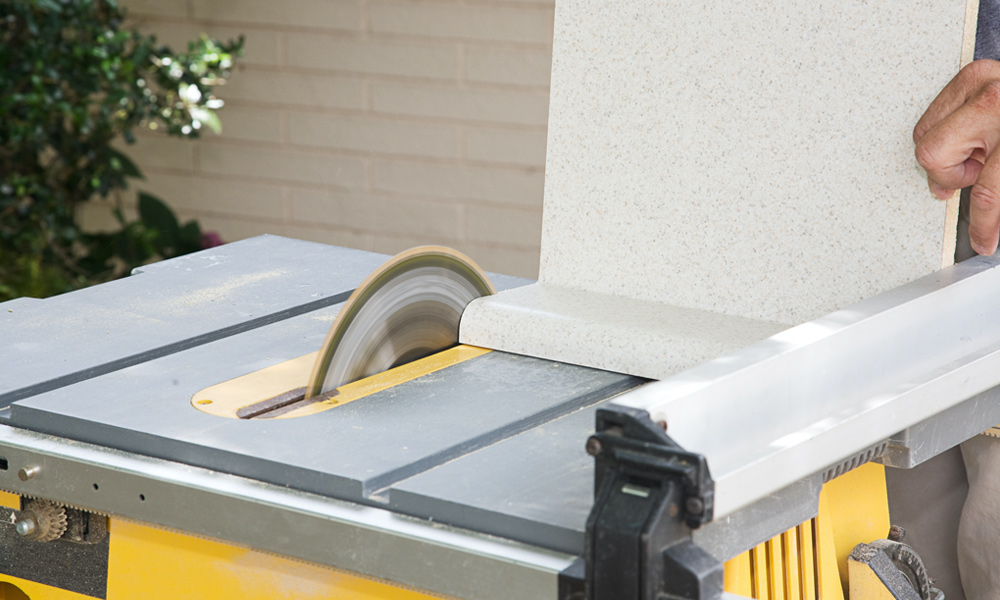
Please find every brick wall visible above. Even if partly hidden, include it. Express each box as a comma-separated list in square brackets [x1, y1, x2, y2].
[83, 0, 554, 278]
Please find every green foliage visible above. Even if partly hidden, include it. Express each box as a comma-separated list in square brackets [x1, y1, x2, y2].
[0, 0, 242, 301]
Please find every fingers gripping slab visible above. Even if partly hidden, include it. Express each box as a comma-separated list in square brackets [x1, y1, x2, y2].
[915, 60, 1000, 254]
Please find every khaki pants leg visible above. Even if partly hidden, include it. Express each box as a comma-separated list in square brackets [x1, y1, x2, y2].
[886, 447, 969, 600]
[959, 435, 1000, 600]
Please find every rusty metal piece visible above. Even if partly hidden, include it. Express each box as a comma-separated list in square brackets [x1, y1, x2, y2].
[237, 387, 340, 420]
[255, 389, 340, 419]
[888, 525, 906, 542]
[236, 387, 307, 419]
[62, 507, 109, 544]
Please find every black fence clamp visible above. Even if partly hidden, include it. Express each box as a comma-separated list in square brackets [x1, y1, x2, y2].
[584, 405, 723, 600]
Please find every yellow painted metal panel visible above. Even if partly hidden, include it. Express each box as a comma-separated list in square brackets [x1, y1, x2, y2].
[821, 463, 890, 594]
[192, 351, 319, 417]
[726, 462, 886, 600]
[724, 552, 754, 596]
[847, 558, 896, 600]
[192, 344, 490, 419]
[106, 518, 449, 600]
[751, 543, 771, 600]
[782, 530, 801, 600]
[815, 494, 846, 600]
[0, 492, 19, 510]
[284, 345, 490, 418]
[767, 537, 786, 600]
[796, 523, 816, 600]
[0, 577, 92, 600]
[0, 582, 28, 600]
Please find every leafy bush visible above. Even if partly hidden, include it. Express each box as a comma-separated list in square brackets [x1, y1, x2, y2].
[0, 0, 242, 301]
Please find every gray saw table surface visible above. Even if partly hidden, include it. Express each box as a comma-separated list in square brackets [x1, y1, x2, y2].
[0, 236, 645, 556]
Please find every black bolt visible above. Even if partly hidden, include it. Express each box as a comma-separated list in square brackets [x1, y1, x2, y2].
[685, 497, 705, 515]
[585, 437, 603, 457]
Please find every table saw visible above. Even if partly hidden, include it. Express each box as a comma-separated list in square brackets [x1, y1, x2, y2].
[3, 234, 1000, 600]
[1, 0, 991, 598]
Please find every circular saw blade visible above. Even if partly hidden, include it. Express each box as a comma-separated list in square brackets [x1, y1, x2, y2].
[305, 246, 495, 397]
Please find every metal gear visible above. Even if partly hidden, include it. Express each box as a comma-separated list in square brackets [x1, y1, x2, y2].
[869, 539, 943, 600]
[982, 425, 1000, 438]
[15, 499, 68, 542]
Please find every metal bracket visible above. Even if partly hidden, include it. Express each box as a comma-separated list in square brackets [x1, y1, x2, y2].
[584, 405, 723, 600]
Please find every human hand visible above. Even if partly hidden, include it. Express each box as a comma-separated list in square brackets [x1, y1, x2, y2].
[915, 59, 1000, 255]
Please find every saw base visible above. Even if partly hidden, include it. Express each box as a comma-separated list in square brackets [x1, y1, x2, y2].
[0, 487, 438, 600]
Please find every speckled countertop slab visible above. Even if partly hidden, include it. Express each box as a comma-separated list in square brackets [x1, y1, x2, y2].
[463, 0, 968, 374]
[461, 283, 786, 381]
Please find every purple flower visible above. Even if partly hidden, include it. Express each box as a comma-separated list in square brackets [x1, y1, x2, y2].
[200, 231, 224, 249]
